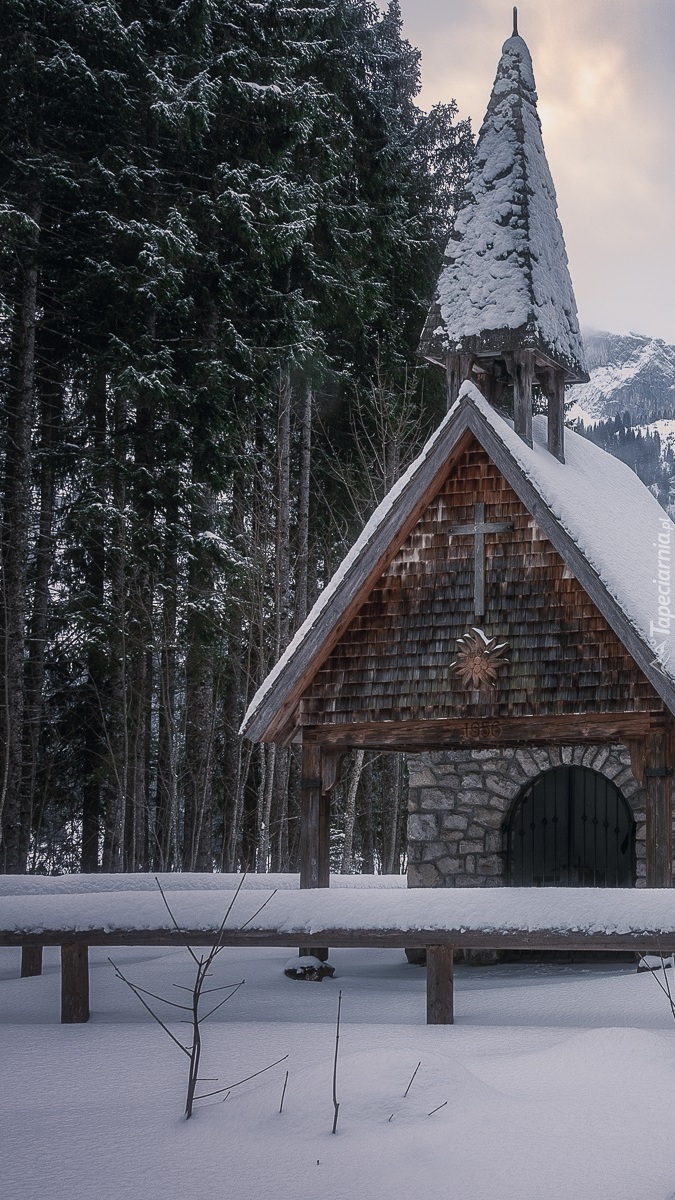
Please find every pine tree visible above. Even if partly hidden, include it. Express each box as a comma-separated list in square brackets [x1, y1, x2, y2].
[0, 0, 473, 873]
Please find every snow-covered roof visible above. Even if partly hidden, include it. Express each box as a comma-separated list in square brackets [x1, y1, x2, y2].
[476, 390, 675, 682]
[241, 406, 469, 740]
[242, 382, 675, 742]
[420, 33, 587, 382]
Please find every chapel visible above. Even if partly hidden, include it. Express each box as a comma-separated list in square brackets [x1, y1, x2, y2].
[241, 13, 675, 897]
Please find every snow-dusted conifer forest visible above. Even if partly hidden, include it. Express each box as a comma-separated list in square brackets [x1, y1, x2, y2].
[0, 0, 473, 875]
[1, 0, 672, 882]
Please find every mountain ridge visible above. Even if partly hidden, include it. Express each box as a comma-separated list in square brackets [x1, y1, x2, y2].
[567, 329, 675, 424]
[566, 329, 675, 515]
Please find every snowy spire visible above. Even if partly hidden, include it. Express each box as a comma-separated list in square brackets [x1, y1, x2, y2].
[419, 26, 587, 386]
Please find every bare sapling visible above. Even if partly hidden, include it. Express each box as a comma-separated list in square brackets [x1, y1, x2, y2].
[640, 949, 675, 1021]
[279, 1070, 289, 1114]
[110, 874, 286, 1118]
[388, 1060, 423, 1121]
[331, 989, 342, 1134]
[427, 1101, 448, 1117]
[403, 1060, 421, 1098]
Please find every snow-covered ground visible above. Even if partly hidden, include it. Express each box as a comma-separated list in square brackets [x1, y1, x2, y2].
[3, 941, 675, 1200]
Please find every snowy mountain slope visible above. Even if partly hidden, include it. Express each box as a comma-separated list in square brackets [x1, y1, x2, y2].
[566, 333, 675, 517]
[568, 329, 675, 424]
[636, 417, 675, 449]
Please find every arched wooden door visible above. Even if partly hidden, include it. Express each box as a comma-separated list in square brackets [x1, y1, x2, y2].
[506, 766, 635, 887]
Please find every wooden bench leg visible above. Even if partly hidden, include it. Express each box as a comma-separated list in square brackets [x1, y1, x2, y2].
[61, 944, 90, 1023]
[299, 743, 329, 961]
[426, 945, 454, 1025]
[21, 945, 43, 977]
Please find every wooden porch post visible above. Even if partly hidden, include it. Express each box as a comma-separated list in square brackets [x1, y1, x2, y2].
[645, 731, 673, 887]
[426, 945, 454, 1024]
[21, 945, 43, 977]
[318, 787, 330, 888]
[300, 741, 329, 959]
[300, 741, 323, 889]
[61, 943, 90, 1023]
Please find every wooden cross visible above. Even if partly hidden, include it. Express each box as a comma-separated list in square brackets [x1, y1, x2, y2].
[449, 502, 513, 618]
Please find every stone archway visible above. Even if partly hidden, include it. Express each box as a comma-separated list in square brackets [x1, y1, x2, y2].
[504, 764, 636, 886]
[406, 744, 646, 889]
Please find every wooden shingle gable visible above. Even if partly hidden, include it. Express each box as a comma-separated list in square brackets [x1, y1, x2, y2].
[241, 385, 675, 744]
[471, 412, 675, 715]
[241, 419, 477, 743]
[302, 441, 664, 726]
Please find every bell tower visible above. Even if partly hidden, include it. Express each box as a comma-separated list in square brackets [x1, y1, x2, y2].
[419, 10, 588, 462]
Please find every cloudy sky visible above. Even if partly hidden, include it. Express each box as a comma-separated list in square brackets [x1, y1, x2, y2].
[399, 0, 675, 344]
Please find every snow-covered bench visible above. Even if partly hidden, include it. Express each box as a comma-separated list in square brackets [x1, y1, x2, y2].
[4, 880, 675, 1025]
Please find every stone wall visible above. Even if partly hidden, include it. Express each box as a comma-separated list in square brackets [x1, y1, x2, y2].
[407, 744, 647, 888]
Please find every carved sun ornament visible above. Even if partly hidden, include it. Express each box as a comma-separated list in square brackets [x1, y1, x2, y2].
[451, 627, 509, 691]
